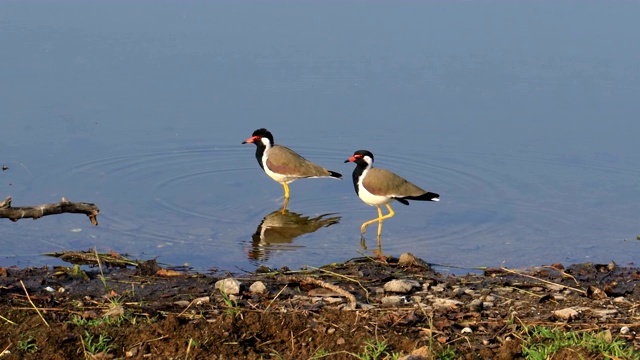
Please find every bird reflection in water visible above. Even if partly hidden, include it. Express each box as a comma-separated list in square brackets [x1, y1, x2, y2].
[248, 207, 341, 262]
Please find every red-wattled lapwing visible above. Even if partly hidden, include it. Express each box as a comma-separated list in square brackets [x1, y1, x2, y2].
[242, 128, 342, 206]
[345, 150, 439, 238]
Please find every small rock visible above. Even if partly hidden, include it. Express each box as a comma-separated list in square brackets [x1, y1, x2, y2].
[612, 296, 631, 304]
[336, 338, 345, 345]
[82, 310, 99, 319]
[358, 303, 376, 310]
[553, 307, 579, 320]
[381, 295, 404, 305]
[552, 294, 566, 301]
[249, 281, 267, 294]
[588, 286, 607, 300]
[483, 295, 496, 302]
[620, 326, 631, 335]
[593, 309, 618, 318]
[431, 284, 446, 293]
[422, 279, 436, 289]
[545, 283, 564, 291]
[494, 287, 514, 293]
[398, 253, 431, 269]
[464, 289, 477, 296]
[327, 327, 336, 335]
[384, 279, 420, 293]
[324, 297, 344, 304]
[461, 327, 473, 334]
[468, 299, 483, 311]
[193, 296, 210, 305]
[452, 287, 466, 297]
[215, 278, 242, 295]
[399, 346, 432, 360]
[482, 302, 494, 308]
[431, 298, 463, 311]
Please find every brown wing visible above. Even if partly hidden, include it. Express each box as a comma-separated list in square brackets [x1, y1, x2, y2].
[362, 168, 427, 197]
[266, 145, 333, 178]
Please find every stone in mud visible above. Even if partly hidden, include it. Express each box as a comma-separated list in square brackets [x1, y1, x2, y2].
[384, 279, 420, 293]
[432, 298, 463, 311]
[381, 295, 405, 305]
[249, 281, 267, 294]
[215, 278, 242, 295]
[553, 307, 580, 320]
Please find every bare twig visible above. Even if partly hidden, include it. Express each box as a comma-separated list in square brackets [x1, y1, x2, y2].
[287, 276, 357, 310]
[131, 335, 169, 348]
[306, 265, 370, 300]
[0, 196, 99, 225]
[80, 332, 88, 360]
[185, 337, 193, 360]
[500, 267, 587, 295]
[19, 280, 49, 327]
[0, 342, 12, 357]
[265, 284, 287, 311]
[0, 314, 16, 325]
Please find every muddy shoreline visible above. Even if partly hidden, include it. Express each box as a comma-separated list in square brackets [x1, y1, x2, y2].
[0, 253, 639, 359]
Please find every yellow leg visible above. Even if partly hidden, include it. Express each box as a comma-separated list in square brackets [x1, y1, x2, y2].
[282, 182, 290, 199]
[360, 204, 395, 235]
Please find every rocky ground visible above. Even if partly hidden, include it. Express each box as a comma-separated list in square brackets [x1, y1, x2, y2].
[0, 252, 639, 359]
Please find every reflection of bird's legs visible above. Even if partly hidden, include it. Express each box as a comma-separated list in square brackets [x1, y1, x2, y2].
[375, 233, 383, 257]
[360, 236, 367, 250]
[360, 204, 395, 236]
[281, 197, 290, 214]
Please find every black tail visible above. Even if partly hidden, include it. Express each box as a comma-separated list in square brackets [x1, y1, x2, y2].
[397, 191, 440, 205]
[328, 170, 342, 179]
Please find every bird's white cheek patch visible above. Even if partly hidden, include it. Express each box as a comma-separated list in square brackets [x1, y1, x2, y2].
[260, 137, 272, 148]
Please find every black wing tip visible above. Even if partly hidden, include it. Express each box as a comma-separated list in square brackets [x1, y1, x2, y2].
[400, 192, 440, 203]
[329, 171, 342, 179]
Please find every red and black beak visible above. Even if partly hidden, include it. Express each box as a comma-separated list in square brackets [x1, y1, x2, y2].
[344, 154, 362, 163]
[242, 135, 260, 144]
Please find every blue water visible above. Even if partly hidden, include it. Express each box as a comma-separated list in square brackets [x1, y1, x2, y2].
[1, 1, 639, 272]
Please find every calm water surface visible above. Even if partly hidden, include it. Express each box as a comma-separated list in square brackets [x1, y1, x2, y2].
[1, 2, 639, 272]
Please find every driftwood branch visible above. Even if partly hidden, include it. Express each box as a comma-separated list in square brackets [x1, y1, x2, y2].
[0, 196, 99, 226]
